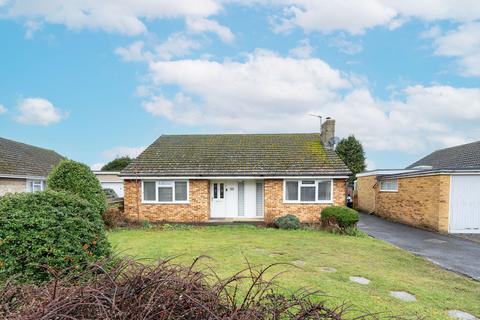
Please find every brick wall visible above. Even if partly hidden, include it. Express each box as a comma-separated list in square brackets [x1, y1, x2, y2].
[374, 175, 450, 233]
[355, 176, 376, 213]
[123, 179, 210, 222]
[264, 179, 346, 223]
[0, 178, 26, 196]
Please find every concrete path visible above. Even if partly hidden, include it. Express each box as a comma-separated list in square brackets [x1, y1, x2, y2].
[358, 213, 480, 281]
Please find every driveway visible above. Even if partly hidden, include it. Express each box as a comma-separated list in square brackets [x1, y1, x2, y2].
[358, 213, 480, 281]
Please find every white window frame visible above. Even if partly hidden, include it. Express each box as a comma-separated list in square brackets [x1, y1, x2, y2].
[26, 179, 45, 193]
[283, 179, 334, 204]
[379, 179, 398, 192]
[141, 180, 189, 204]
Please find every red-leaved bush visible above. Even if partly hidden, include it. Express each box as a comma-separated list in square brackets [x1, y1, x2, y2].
[0, 257, 402, 320]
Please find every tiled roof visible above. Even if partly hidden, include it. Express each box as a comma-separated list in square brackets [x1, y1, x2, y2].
[121, 133, 351, 177]
[407, 141, 480, 170]
[0, 137, 64, 177]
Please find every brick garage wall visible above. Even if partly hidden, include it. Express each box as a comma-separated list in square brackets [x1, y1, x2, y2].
[0, 178, 26, 196]
[375, 175, 450, 233]
[264, 179, 346, 223]
[355, 175, 376, 213]
[124, 179, 210, 222]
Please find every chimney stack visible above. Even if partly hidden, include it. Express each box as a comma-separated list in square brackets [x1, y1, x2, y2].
[321, 117, 335, 148]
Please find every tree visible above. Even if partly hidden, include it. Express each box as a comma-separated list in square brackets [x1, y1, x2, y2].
[48, 159, 107, 215]
[335, 135, 366, 184]
[101, 157, 133, 171]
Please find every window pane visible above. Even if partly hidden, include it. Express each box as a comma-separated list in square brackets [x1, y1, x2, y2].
[143, 181, 156, 201]
[175, 181, 187, 201]
[158, 187, 173, 202]
[220, 183, 224, 199]
[317, 180, 332, 201]
[285, 181, 298, 200]
[300, 186, 315, 201]
[302, 180, 315, 184]
[213, 183, 218, 198]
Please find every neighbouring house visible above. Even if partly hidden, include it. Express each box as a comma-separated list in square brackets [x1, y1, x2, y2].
[0, 137, 64, 196]
[93, 171, 124, 197]
[356, 141, 480, 234]
[120, 118, 351, 223]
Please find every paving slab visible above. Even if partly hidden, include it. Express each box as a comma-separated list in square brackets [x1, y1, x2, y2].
[349, 276, 370, 285]
[448, 310, 479, 320]
[358, 213, 480, 280]
[318, 267, 337, 273]
[390, 291, 416, 302]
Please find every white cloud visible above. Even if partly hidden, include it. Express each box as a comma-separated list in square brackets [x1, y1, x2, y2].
[328, 34, 363, 55]
[115, 41, 148, 62]
[134, 49, 480, 154]
[2, 0, 222, 35]
[15, 97, 65, 125]
[269, 0, 480, 35]
[0, 104, 6, 114]
[431, 23, 480, 76]
[116, 34, 201, 63]
[102, 146, 146, 159]
[288, 39, 313, 58]
[90, 163, 105, 171]
[155, 33, 201, 60]
[186, 17, 234, 43]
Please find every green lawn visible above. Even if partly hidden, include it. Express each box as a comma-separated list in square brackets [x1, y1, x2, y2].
[108, 225, 480, 319]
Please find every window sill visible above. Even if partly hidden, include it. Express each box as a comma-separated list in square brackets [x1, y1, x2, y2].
[283, 200, 334, 204]
[141, 201, 190, 205]
[379, 190, 398, 193]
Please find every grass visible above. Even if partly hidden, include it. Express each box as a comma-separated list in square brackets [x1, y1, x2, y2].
[108, 225, 480, 319]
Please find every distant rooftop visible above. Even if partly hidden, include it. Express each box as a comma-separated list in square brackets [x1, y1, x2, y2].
[407, 141, 480, 170]
[0, 137, 64, 178]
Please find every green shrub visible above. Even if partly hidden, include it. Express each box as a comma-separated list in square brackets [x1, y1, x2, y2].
[321, 206, 359, 229]
[0, 191, 111, 283]
[274, 214, 301, 230]
[48, 160, 107, 215]
[141, 220, 152, 230]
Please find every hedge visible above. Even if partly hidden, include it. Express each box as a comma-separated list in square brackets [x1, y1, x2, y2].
[0, 191, 111, 283]
[321, 206, 359, 229]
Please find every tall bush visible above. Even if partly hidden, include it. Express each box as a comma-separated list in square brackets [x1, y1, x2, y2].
[48, 159, 107, 215]
[0, 191, 111, 283]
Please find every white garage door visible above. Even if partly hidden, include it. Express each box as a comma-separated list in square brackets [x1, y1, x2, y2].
[101, 182, 124, 198]
[450, 175, 480, 233]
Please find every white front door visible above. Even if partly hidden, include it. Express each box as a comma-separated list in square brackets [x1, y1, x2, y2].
[449, 175, 480, 233]
[210, 181, 226, 218]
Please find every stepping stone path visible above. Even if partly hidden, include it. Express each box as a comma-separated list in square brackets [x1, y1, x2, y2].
[448, 310, 479, 320]
[318, 267, 337, 273]
[425, 238, 447, 244]
[349, 276, 370, 285]
[292, 260, 305, 267]
[390, 291, 417, 302]
[269, 252, 285, 258]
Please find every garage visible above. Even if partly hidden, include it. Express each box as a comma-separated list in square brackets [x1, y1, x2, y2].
[449, 175, 480, 233]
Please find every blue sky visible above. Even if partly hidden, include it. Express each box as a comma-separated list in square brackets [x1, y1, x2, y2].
[1, 1, 480, 170]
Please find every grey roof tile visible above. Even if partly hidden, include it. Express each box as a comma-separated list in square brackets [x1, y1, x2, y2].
[121, 133, 351, 177]
[0, 137, 64, 177]
[407, 141, 480, 170]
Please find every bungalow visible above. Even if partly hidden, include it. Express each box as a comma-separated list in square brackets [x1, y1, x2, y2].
[0, 137, 64, 196]
[120, 118, 351, 223]
[356, 141, 480, 234]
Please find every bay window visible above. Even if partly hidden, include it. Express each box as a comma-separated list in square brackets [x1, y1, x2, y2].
[284, 179, 333, 203]
[142, 180, 189, 203]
